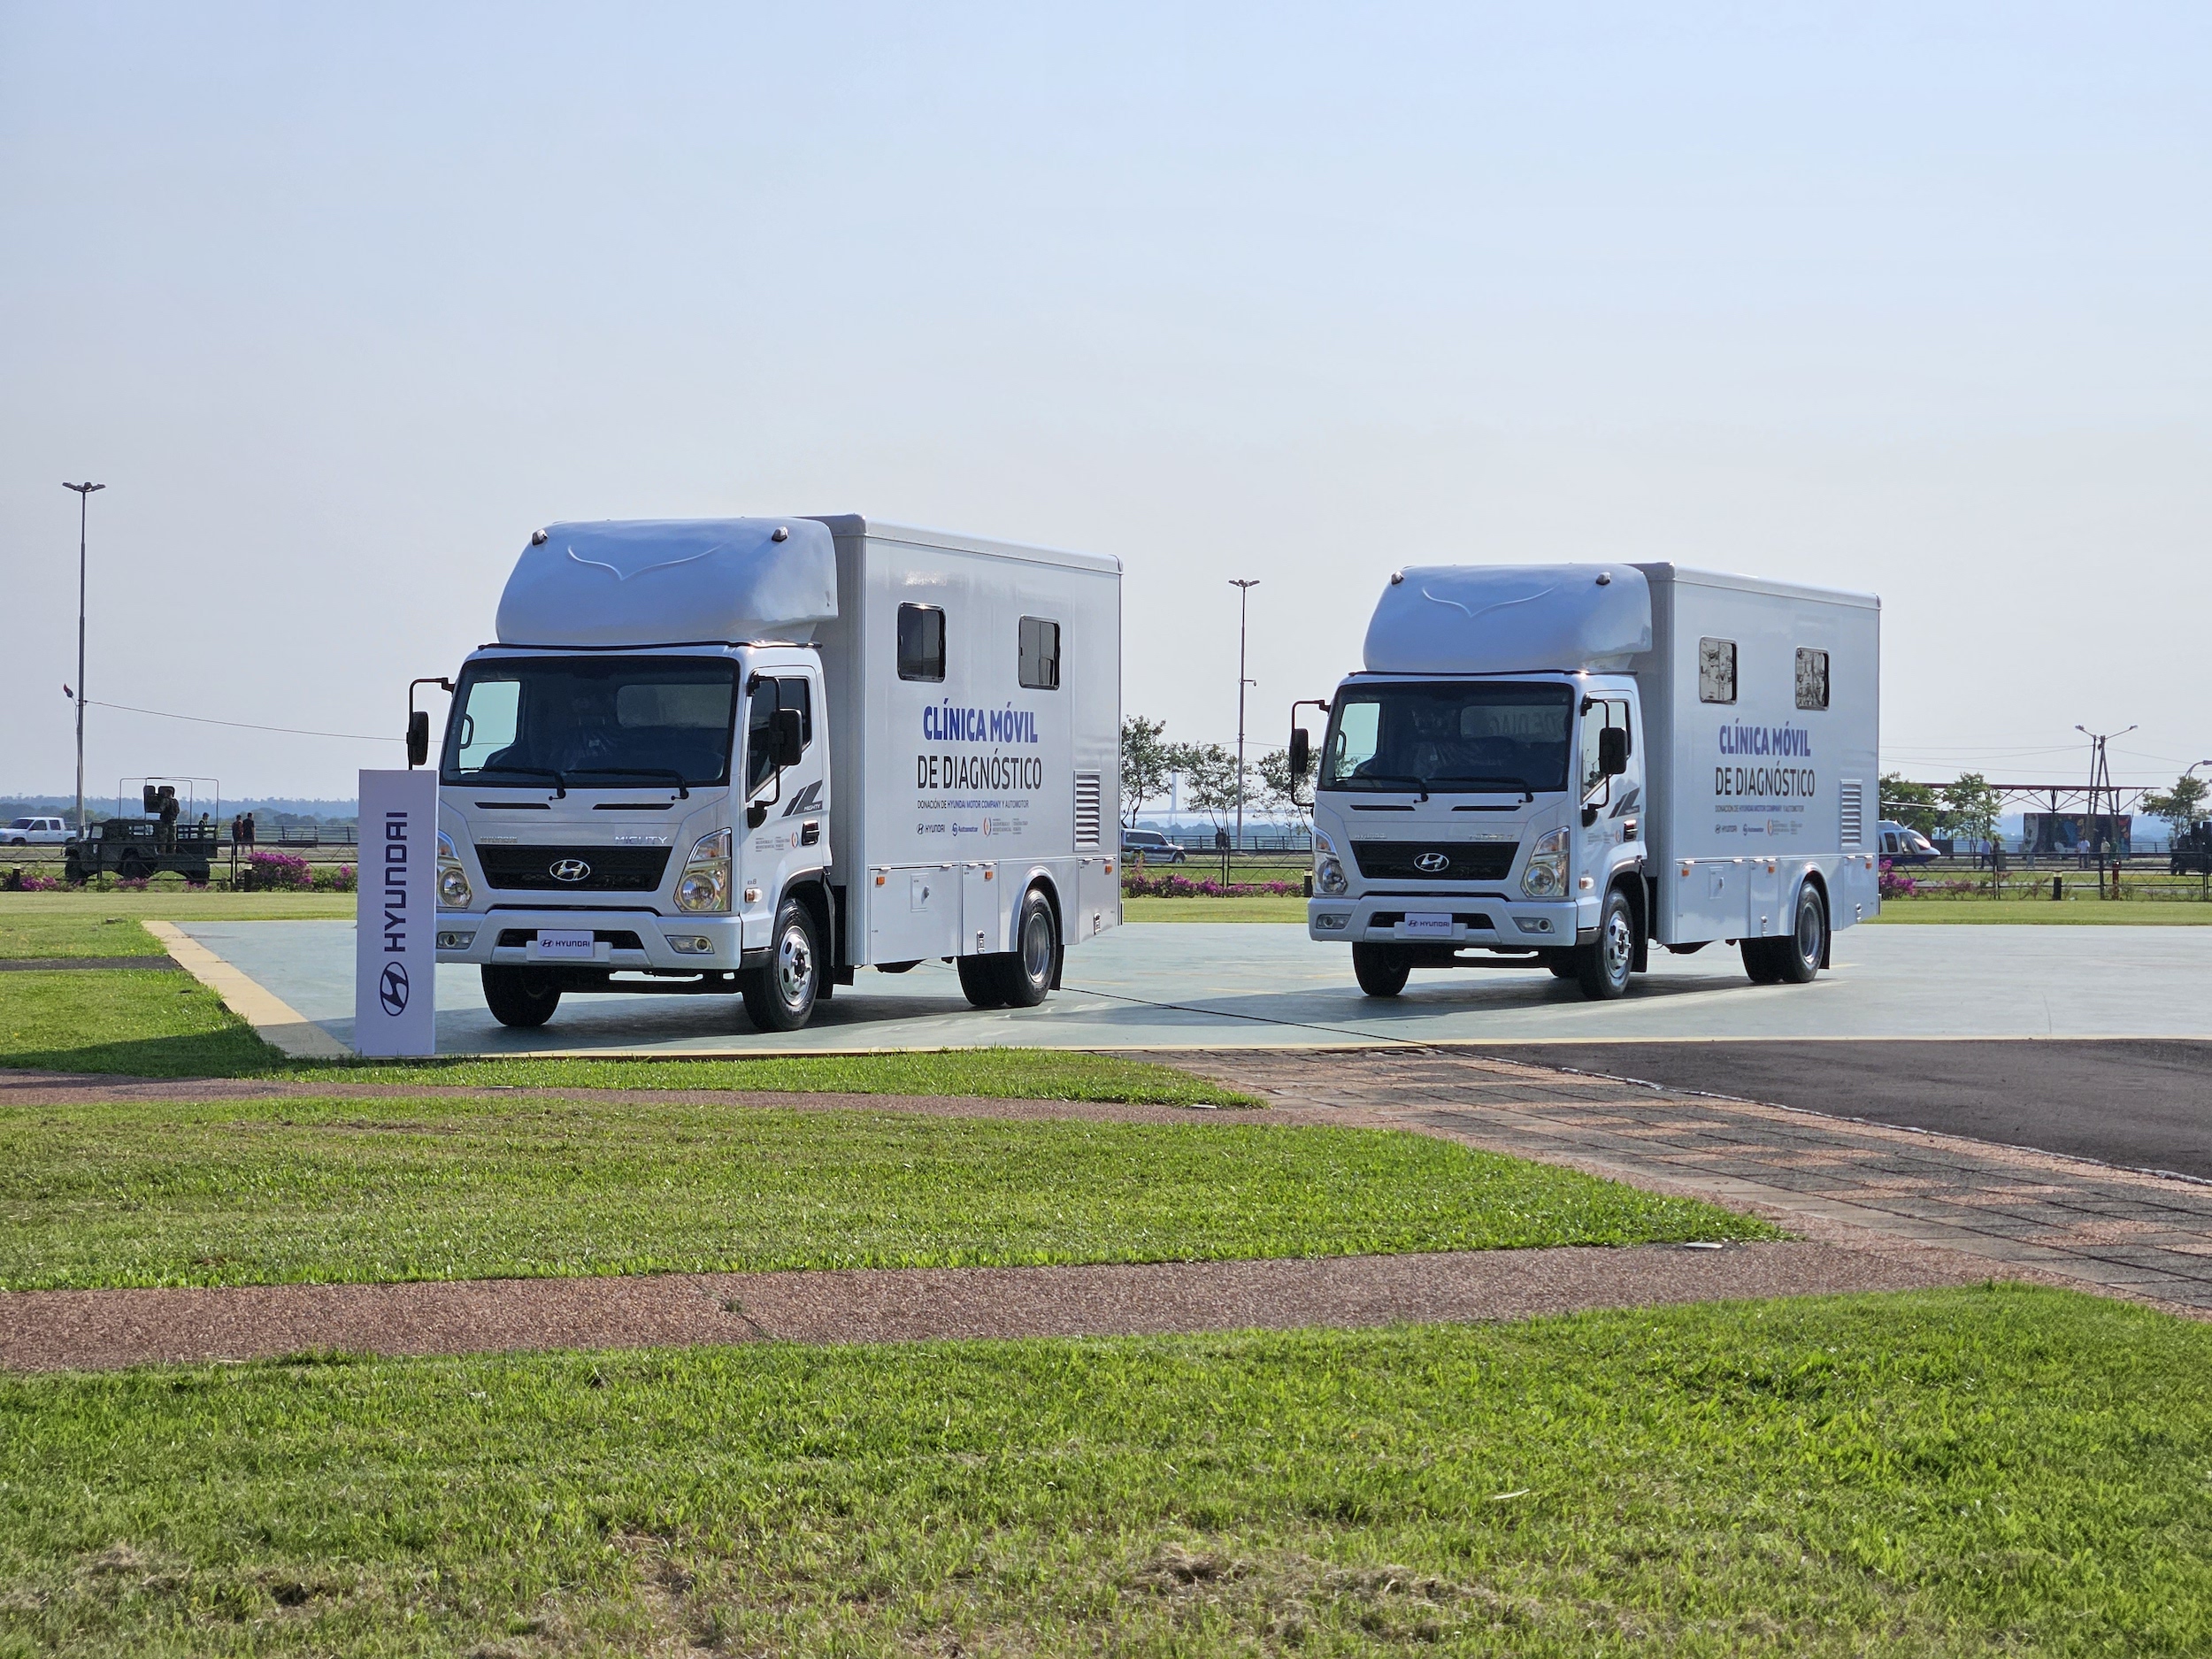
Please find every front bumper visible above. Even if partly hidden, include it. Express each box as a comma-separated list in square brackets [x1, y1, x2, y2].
[1307, 894, 1581, 947]
[435, 908, 744, 971]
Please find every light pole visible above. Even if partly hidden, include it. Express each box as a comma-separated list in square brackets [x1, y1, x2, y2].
[63, 482, 104, 841]
[1229, 579, 1259, 860]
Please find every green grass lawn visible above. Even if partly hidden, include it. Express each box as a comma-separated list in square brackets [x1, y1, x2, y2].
[1125, 895, 1309, 922]
[1871, 896, 2212, 924]
[3, 1286, 2202, 1655]
[0, 890, 356, 940]
[0, 968, 1252, 1102]
[0, 1095, 1765, 1288]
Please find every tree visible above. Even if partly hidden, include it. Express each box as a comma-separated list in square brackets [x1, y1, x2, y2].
[1938, 772, 2002, 869]
[1879, 772, 1939, 837]
[1171, 741, 1246, 839]
[2141, 772, 2209, 840]
[1256, 747, 1311, 838]
[1119, 715, 1174, 827]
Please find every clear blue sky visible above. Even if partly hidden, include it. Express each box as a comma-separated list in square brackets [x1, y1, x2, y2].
[3, 3, 2207, 800]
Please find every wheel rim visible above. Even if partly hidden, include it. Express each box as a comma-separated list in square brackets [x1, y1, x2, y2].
[1020, 907, 1053, 984]
[776, 923, 814, 1010]
[1602, 907, 1633, 984]
[1795, 893, 1823, 963]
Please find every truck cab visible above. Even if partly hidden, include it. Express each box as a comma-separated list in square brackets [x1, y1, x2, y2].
[1305, 670, 1646, 998]
[434, 640, 834, 1032]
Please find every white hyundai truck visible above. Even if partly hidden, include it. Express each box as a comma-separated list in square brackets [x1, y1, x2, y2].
[427, 516, 1122, 1032]
[1294, 563, 1880, 1000]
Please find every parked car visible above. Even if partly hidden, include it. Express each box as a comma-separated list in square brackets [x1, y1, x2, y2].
[1123, 828, 1187, 863]
[2, 817, 71, 846]
[1878, 819, 1939, 865]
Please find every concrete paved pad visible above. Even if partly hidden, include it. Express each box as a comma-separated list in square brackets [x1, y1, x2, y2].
[174, 919, 2212, 1056]
[1471, 1040, 2212, 1181]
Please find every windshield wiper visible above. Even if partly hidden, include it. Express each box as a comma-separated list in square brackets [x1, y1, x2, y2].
[565, 767, 693, 800]
[1430, 775, 1537, 803]
[462, 765, 567, 798]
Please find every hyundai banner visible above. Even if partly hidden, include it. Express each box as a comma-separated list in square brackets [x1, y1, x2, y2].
[356, 768, 437, 1056]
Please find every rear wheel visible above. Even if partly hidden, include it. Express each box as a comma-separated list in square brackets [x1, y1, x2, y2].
[992, 887, 1060, 1007]
[1352, 942, 1412, 997]
[1574, 888, 1636, 1001]
[1763, 882, 1826, 985]
[481, 965, 562, 1028]
[741, 900, 820, 1032]
[956, 955, 1007, 1009]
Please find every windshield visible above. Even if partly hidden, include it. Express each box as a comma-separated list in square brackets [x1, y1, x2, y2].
[441, 657, 739, 788]
[1320, 680, 1574, 795]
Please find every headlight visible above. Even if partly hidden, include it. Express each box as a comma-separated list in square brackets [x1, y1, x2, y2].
[1313, 829, 1349, 895]
[1521, 826, 1570, 899]
[675, 827, 732, 914]
[436, 831, 472, 910]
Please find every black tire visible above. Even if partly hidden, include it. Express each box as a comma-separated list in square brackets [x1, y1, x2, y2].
[1352, 942, 1412, 997]
[1740, 939, 1786, 984]
[117, 853, 153, 882]
[956, 955, 1007, 1009]
[1574, 887, 1636, 1001]
[741, 900, 821, 1032]
[64, 852, 84, 885]
[1772, 882, 1825, 985]
[1545, 953, 1578, 980]
[992, 887, 1060, 1008]
[481, 965, 562, 1028]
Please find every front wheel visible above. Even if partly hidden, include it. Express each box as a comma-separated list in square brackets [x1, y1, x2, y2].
[741, 900, 821, 1032]
[1352, 942, 1412, 997]
[481, 965, 562, 1028]
[1574, 888, 1636, 1000]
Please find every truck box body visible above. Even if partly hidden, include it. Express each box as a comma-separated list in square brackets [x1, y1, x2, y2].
[810, 516, 1123, 967]
[434, 515, 1119, 1033]
[1304, 560, 1878, 998]
[1632, 564, 1882, 942]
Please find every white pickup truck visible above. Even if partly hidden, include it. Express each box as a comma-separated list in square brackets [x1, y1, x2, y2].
[2, 818, 71, 846]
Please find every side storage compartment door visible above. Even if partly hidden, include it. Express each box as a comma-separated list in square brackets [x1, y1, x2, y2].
[1747, 857, 1781, 938]
[1076, 854, 1118, 944]
[1670, 858, 1742, 942]
[869, 864, 957, 964]
[962, 861, 1001, 956]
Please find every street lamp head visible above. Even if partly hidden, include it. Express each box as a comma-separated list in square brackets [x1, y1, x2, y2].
[63, 481, 104, 495]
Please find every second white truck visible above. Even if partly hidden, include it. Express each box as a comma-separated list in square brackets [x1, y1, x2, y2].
[428, 516, 1122, 1033]
[1294, 562, 1880, 1000]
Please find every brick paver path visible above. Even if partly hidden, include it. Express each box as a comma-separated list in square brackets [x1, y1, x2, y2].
[1152, 1047, 2212, 1316]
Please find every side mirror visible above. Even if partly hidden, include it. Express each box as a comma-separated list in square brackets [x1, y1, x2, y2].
[1598, 726, 1628, 777]
[1288, 726, 1310, 780]
[406, 710, 432, 769]
[772, 707, 805, 770]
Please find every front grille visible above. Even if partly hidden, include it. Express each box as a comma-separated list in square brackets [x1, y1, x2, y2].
[475, 844, 671, 892]
[1350, 841, 1517, 881]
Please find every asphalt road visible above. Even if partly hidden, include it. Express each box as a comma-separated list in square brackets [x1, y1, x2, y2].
[1472, 1040, 2212, 1181]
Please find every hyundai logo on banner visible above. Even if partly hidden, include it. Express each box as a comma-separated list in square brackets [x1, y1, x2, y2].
[355, 768, 438, 1056]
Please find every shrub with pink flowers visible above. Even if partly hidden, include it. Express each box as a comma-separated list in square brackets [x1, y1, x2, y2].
[311, 863, 357, 893]
[239, 850, 314, 892]
[1123, 872, 1303, 899]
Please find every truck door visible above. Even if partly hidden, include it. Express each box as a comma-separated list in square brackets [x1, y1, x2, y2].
[1577, 694, 1640, 905]
[741, 668, 829, 925]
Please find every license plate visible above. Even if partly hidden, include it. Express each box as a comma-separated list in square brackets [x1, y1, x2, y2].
[1402, 912, 1454, 939]
[534, 929, 595, 959]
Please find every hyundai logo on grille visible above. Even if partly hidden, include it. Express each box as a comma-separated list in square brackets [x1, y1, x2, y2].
[549, 857, 592, 883]
[1414, 851, 1452, 873]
